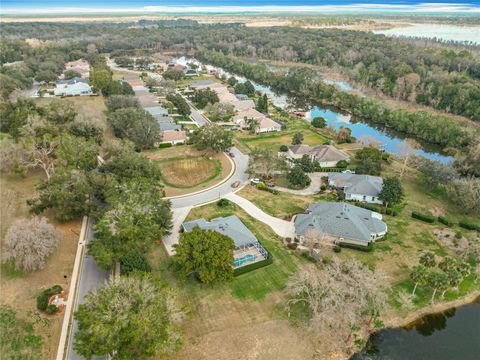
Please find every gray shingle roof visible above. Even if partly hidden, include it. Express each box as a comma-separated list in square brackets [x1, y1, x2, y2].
[294, 201, 387, 243]
[328, 173, 383, 197]
[182, 215, 259, 248]
[159, 122, 181, 131]
[289, 144, 349, 163]
[145, 106, 169, 116]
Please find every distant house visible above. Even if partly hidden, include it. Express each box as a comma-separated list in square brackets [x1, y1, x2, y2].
[54, 79, 93, 96]
[231, 99, 256, 112]
[160, 130, 187, 145]
[61, 59, 90, 79]
[233, 108, 281, 133]
[328, 173, 383, 204]
[287, 144, 349, 168]
[294, 202, 387, 248]
[184, 68, 199, 77]
[182, 215, 269, 269]
[145, 106, 169, 117]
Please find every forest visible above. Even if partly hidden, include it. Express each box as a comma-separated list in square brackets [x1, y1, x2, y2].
[1, 21, 479, 121]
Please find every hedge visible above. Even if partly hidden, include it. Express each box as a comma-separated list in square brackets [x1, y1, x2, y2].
[459, 221, 480, 232]
[321, 167, 344, 172]
[411, 211, 435, 223]
[233, 254, 273, 276]
[256, 182, 279, 195]
[438, 216, 454, 227]
[158, 143, 173, 148]
[353, 202, 399, 216]
[36, 285, 63, 312]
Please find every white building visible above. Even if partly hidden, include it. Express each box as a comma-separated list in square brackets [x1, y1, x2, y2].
[328, 173, 384, 204]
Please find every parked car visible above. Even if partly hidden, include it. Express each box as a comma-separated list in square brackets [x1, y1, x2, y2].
[228, 152, 235, 158]
[342, 169, 356, 174]
[250, 178, 264, 185]
[265, 182, 275, 188]
[231, 181, 241, 188]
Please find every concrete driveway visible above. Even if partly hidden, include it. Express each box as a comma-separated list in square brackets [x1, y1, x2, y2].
[275, 172, 326, 196]
[223, 193, 295, 239]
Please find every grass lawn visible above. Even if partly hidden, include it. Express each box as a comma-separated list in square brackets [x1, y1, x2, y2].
[145, 145, 232, 197]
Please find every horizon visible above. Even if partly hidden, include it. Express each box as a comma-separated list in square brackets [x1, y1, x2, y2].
[2, 1, 480, 15]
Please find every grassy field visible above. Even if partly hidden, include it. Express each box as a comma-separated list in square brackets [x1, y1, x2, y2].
[145, 145, 232, 197]
[148, 201, 317, 359]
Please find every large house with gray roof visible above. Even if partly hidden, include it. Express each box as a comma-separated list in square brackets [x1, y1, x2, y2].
[294, 201, 387, 248]
[328, 173, 383, 204]
[182, 215, 269, 268]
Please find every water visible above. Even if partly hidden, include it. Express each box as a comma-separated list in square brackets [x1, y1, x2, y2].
[374, 24, 480, 45]
[179, 57, 453, 163]
[234, 254, 256, 267]
[352, 298, 480, 360]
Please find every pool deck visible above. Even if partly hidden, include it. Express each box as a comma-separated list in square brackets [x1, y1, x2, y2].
[234, 246, 264, 268]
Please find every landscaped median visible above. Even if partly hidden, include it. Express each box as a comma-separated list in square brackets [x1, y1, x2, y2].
[145, 145, 233, 197]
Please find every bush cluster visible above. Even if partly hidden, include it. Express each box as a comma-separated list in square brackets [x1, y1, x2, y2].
[353, 202, 399, 216]
[256, 182, 279, 195]
[36, 285, 63, 312]
[411, 211, 435, 223]
[217, 198, 230, 207]
[459, 221, 480, 232]
[120, 249, 152, 275]
[158, 143, 173, 148]
[438, 216, 454, 227]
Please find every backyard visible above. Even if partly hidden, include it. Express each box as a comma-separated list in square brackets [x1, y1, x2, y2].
[146, 145, 233, 197]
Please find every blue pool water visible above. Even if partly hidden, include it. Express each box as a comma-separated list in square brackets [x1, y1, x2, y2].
[234, 254, 256, 267]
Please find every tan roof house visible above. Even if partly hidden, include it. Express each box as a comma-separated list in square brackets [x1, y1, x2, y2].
[287, 144, 350, 168]
[160, 131, 187, 145]
[233, 108, 281, 133]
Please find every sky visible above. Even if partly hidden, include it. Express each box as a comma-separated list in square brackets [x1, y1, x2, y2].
[2, 1, 480, 14]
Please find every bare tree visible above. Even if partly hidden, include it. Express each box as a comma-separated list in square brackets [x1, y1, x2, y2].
[303, 228, 323, 252]
[397, 138, 420, 178]
[3, 217, 61, 272]
[0, 139, 26, 175]
[358, 135, 382, 149]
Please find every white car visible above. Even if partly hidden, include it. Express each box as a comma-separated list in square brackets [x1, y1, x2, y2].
[342, 169, 356, 174]
[250, 178, 264, 185]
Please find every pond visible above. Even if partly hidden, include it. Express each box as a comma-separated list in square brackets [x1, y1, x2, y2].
[352, 298, 480, 360]
[177, 57, 453, 163]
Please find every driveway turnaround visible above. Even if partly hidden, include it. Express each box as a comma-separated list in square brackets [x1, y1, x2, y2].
[223, 193, 295, 239]
[274, 172, 325, 196]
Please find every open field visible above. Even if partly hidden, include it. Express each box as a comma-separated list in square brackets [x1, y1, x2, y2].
[0, 171, 81, 359]
[148, 201, 316, 359]
[146, 145, 232, 197]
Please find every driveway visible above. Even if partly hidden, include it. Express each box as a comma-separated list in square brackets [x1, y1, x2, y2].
[163, 206, 192, 256]
[275, 172, 325, 196]
[223, 193, 295, 239]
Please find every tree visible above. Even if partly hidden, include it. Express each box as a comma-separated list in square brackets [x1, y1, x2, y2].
[173, 227, 235, 284]
[191, 88, 219, 109]
[107, 108, 160, 150]
[203, 102, 234, 122]
[311, 116, 326, 128]
[246, 117, 260, 133]
[69, 117, 104, 144]
[44, 99, 77, 124]
[74, 276, 182, 359]
[166, 94, 190, 117]
[255, 94, 268, 113]
[0, 98, 39, 140]
[227, 76, 238, 87]
[248, 146, 286, 179]
[89, 180, 172, 270]
[101, 148, 161, 182]
[426, 271, 449, 303]
[20, 133, 57, 181]
[35, 70, 57, 83]
[190, 124, 233, 153]
[63, 69, 81, 80]
[291, 132, 304, 145]
[336, 126, 353, 144]
[162, 69, 185, 81]
[446, 176, 480, 215]
[355, 147, 383, 175]
[419, 252, 436, 268]
[379, 177, 404, 209]
[410, 264, 427, 295]
[244, 81, 255, 97]
[3, 217, 60, 272]
[105, 95, 140, 112]
[28, 169, 104, 222]
[56, 134, 99, 171]
[288, 165, 311, 188]
[397, 138, 420, 178]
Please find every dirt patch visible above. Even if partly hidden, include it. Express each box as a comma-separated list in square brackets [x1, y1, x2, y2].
[432, 228, 470, 252]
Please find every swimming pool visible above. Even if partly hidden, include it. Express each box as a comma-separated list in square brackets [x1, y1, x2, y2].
[234, 254, 256, 268]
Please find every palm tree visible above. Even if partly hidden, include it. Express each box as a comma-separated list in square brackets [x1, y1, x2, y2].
[410, 265, 427, 295]
[246, 117, 260, 134]
[427, 271, 449, 303]
[419, 252, 436, 268]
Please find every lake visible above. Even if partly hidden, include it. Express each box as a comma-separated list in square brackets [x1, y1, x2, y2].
[374, 24, 480, 45]
[352, 298, 480, 360]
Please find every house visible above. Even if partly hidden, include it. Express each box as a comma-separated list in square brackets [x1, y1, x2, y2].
[184, 68, 199, 77]
[294, 202, 387, 248]
[54, 81, 93, 96]
[182, 215, 269, 268]
[158, 118, 182, 132]
[145, 106, 169, 117]
[55, 77, 87, 89]
[160, 130, 187, 145]
[287, 144, 350, 168]
[233, 108, 281, 133]
[328, 173, 383, 204]
[231, 99, 256, 112]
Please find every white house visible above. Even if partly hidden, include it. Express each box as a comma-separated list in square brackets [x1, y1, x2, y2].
[54, 81, 93, 96]
[328, 173, 383, 204]
[287, 144, 350, 168]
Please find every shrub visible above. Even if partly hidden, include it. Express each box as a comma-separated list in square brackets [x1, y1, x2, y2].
[333, 245, 342, 253]
[455, 232, 462, 239]
[438, 216, 454, 227]
[256, 182, 278, 195]
[336, 160, 348, 169]
[320, 184, 327, 191]
[217, 198, 230, 207]
[120, 249, 151, 275]
[287, 243, 298, 250]
[36, 285, 63, 312]
[279, 145, 288, 152]
[233, 255, 273, 276]
[411, 211, 435, 223]
[158, 143, 172, 148]
[459, 221, 480, 232]
[45, 305, 58, 315]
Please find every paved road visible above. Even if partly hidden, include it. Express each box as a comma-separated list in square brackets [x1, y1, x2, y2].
[186, 100, 209, 126]
[67, 220, 109, 360]
[170, 147, 249, 209]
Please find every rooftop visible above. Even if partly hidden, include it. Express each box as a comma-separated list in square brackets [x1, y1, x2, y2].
[182, 215, 259, 249]
[294, 201, 387, 243]
[161, 130, 186, 141]
[289, 144, 349, 163]
[329, 173, 383, 197]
